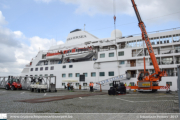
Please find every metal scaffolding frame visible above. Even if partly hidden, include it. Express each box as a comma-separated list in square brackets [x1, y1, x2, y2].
[0, 76, 56, 92]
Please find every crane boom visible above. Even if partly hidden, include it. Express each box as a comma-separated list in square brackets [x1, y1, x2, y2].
[131, 0, 160, 74]
[128, 0, 168, 92]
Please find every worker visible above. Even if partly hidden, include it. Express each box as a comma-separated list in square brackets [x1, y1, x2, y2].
[89, 82, 94, 92]
[125, 83, 127, 87]
[128, 83, 131, 92]
[67, 83, 70, 90]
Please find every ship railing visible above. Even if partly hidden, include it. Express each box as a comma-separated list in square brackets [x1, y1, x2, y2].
[132, 48, 180, 57]
[126, 63, 136, 67]
[126, 60, 176, 67]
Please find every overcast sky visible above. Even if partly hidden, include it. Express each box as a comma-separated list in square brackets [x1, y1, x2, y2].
[0, 0, 180, 76]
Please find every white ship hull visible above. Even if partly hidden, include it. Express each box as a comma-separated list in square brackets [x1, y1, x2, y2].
[21, 28, 180, 91]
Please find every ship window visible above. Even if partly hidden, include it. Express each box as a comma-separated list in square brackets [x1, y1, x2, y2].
[109, 52, 114, 57]
[99, 72, 105, 77]
[83, 83, 87, 86]
[42, 54, 46, 59]
[45, 74, 48, 77]
[69, 65, 73, 68]
[45, 61, 48, 65]
[109, 71, 114, 76]
[166, 82, 172, 86]
[91, 72, 96, 77]
[40, 67, 43, 71]
[63, 65, 66, 68]
[62, 83, 65, 86]
[109, 83, 113, 86]
[120, 61, 125, 65]
[50, 66, 54, 70]
[69, 73, 73, 77]
[100, 53, 105, 58]
[50, 74, 53, 76]
[35, 75, 38, 78]
[45, 67, 48, 70]
[118, 51, 124, 56]
[76, 83, 79, 86]
[39, 74, 42, 78]
[76, 49, 78, 52]
[31, 68, 33, 71]
[130, 82, 135, 86]
[83, 73, 88, 77]
[35, 68, 38, 71]
[76, 73, 80, 77]
[62, 74, 66, 78]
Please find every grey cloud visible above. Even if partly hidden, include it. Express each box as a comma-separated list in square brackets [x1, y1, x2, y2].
[0, 44, 16, 62]
[58, 0, 180, 24]
[34, 0, 180, 24]
[0, 27, 21, 47]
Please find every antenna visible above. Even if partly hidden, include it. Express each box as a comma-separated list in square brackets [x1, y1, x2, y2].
[84, 24, 86, 31]
[113, 0, 116, 40]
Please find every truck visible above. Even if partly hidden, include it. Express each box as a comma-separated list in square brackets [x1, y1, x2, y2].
[30, 77, 48, 93]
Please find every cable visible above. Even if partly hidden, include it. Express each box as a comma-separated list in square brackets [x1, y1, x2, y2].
[113, 0, 121, 77]
[88, 11, 180, 32]
[123, 27, 180, 38]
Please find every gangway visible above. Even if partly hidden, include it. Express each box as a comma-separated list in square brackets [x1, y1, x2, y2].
[94, 73, 131, 89]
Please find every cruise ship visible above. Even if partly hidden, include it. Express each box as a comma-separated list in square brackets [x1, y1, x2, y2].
[20, 28, 180, 91]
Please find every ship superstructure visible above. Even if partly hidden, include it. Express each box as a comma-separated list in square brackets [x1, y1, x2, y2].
[21, 28, 180, 91]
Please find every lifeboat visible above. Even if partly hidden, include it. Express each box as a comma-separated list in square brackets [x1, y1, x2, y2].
[64, 47, 95, 60]
[46, 52, 63, 60]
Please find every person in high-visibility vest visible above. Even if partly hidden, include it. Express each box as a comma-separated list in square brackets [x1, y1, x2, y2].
[125, 83, 127, 87]
[89, 82, 94, 92]
[67, 83, 70, 90]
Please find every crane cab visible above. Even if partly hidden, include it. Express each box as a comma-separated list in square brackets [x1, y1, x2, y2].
[138, 71, 150, 81]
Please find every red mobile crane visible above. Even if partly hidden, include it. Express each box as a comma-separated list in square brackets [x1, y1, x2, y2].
[129, 0, 167, 92]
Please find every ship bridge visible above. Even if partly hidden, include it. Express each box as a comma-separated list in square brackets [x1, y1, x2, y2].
[65, 29, 98, 44]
